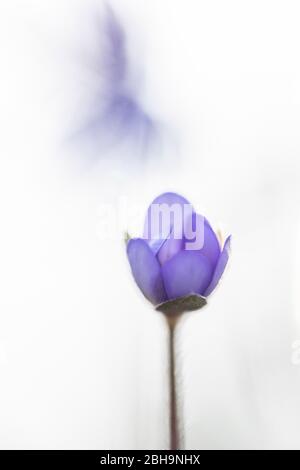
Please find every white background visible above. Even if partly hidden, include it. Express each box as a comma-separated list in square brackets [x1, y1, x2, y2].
[0, 0, 300, 449]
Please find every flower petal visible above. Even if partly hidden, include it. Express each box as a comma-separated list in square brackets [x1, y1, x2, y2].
[184, 213, 221, 268]
[157, 236, 184, 265]
[204, 235, 231, 297]
[161, 250, 213, 300]
[127, 238, 167, 305]
[143, 192, 193, 254]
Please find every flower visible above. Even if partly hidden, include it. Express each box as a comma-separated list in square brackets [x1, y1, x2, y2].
[75, 5, 159, 159]
[126, 192, 231, 312]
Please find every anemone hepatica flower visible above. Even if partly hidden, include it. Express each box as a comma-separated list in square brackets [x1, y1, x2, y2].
[126, 192, 231, 450]
[127, 192, 231, 315]
[76, 5, 159, 158]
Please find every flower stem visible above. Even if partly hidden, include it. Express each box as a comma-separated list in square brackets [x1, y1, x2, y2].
[166, 315, 181, 450]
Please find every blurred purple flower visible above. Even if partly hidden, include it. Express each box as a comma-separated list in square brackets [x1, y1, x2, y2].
[127, 192, 231, 306]
[77, 5, 159, 156]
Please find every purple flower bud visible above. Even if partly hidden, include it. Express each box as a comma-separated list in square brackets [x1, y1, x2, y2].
[126, 192, 231, 311]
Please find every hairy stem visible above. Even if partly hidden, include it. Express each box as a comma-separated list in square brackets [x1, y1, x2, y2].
[167, 315, 181, 450]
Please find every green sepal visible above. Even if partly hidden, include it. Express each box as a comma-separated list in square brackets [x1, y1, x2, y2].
[156, 294, 207, 316]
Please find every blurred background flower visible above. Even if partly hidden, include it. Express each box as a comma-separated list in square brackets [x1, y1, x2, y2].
[69, 3, 164, 163]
